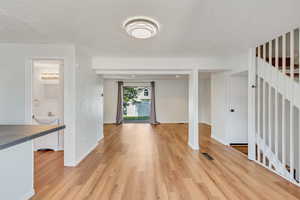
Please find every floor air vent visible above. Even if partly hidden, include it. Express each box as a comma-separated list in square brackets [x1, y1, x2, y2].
[202, 153, 214, 160]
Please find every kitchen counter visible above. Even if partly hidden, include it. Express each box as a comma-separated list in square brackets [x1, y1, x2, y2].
[0, 124, 65, 200]
[0, 125, 65, 150]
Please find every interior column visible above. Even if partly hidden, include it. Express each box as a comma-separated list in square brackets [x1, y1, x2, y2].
[248, 48, 256, 160]
[188, 69, 199, 150]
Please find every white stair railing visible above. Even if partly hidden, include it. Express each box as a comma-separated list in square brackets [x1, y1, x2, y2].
[254, 27, 300, 186]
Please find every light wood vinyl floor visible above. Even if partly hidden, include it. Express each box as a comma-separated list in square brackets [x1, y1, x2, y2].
[31, 123, 300, 200]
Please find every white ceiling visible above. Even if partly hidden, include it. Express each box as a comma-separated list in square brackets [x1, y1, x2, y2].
[0, 0, 300, 57]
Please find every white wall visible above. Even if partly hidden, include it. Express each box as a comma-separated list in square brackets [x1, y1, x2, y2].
[0, 43, 103, 167]
[93, 57, 234, 71]
[103, 78, 211, 124]
[103, 79, 189, 123]
[210, 51, 249, 145]
[75, 47, 103, 164]
[103, 80, 118, 123]
[155, 80, 188, 123]
[211, 73, 230, 145]
[93, 53, 249, 72]
[0, 43, 77, 166]
[0, 141, 34, 200]
[199, 78, 211, 124]
[211, 71, 249, 145]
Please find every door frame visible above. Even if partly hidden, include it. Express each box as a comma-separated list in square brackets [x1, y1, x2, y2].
[25, 57, 76, 166]
[30, 59, 64, 150]
[228, 71, 249, 144]
[122, 85, 151, 123]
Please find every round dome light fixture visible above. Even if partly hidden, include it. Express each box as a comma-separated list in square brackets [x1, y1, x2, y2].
[123, 16, 160, 39]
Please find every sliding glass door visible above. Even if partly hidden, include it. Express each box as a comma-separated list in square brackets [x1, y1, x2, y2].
[123, 86, 151, 122]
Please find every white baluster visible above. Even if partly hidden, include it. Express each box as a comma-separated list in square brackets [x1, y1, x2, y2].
[298, 106, 300, 182]
[275, 89, 279, 159]
[268, 84, 272, 169]
[268, 40, 273, 164]
[282, 97, 286, 170]
[275, 38, 279, 159]
[289, 29, 295, 180]
[257, 45, 261, 162]
[263, 79, 266, 165]
[290, 102, 294, 180]
[291, 30, 295, 80]
[257, 74, 261, 163]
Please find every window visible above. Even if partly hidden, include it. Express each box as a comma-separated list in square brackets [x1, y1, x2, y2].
[144, 88, 149, 96]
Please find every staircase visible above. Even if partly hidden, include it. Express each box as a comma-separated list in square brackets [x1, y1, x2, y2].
[254, 28, 300, 185]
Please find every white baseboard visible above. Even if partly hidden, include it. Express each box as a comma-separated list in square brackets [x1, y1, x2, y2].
[74, 142, 98, 166]
[104, 121, 115, 124]
[211, 134, 228, 145]
[21, 189, 35, 200]
[64, 159, 77, 167]
[199, 121, 211, 126]
[66, 136, 104, 167]
[56, 147, 64, 151]
[158, 120, 188, 124]
[188, 142, 200, 150]
[97, 134, 104, 142]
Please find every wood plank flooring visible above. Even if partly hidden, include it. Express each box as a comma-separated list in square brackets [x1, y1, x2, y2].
[31, 123, 300, 200]
[230, 144, 248, 155]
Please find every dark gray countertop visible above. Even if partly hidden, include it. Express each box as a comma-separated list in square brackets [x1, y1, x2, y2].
[0, 125, 66, 150]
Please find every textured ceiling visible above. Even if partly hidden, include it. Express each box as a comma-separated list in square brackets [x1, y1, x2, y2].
[0, 0, 300, 57]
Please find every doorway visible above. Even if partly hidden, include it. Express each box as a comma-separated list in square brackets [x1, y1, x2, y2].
[31, 59, 64, 151]
[228, 71, 248, 155]
[123, 86, 151, 123]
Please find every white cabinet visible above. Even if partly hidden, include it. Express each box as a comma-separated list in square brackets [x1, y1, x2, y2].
[33, 117, 63, 151]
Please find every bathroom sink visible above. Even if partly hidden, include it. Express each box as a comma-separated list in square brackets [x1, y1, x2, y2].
[33, 116, 63, 151]
[33, 116, 60, 125]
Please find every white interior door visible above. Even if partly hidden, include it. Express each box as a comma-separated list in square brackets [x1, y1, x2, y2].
[228, 74, 248, 144]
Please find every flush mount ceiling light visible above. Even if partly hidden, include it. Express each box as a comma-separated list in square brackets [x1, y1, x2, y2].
[123, 16, 160, 39]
